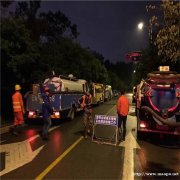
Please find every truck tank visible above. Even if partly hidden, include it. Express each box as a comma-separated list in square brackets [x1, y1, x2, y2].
[44, 75, 87, 92]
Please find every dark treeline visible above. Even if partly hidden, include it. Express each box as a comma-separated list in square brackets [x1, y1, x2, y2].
[1, 1, 133, 121]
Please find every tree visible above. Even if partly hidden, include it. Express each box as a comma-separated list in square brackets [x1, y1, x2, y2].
[1, 17, 40, 86]
[147, 0, 180, 63]
[38, 37, 109, 84]
[15, 1, 41, 41]
[1, 0, 111, 120]
[108, 71, 123, 90]
[104, 60, 134, 91]
[1, 0, 14, 18]
[39, 10, 79, 41]
[133, 47, 161, 85]
[15, 1, 41, 21]
[131, 43, 179, 87]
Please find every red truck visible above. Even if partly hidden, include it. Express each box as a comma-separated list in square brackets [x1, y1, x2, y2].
[135, 66, 180, 139]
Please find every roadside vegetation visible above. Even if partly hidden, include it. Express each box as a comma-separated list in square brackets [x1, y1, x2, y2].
[1, 0, 179, 121]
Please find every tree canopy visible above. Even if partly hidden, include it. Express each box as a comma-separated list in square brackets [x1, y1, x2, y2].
[2, 0, 133, 93]
[147, 0, 180, 63]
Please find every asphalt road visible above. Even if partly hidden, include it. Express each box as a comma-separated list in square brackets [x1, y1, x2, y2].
[0, 94, 180, 180]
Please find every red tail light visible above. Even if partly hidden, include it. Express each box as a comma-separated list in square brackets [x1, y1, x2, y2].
[140, 121, 146, 128]
[51, 111, 60, 118]
[29, 111, 35, 116]
[54, 112, 60, 116]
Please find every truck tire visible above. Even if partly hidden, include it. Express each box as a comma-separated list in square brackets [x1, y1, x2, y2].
[137, 116, 144, 140]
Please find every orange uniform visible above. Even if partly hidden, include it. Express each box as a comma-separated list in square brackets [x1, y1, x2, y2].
[80, 94, 92, 114]
[12, 91, 24, 125]
[81, 94, 92, 108]
[117, 95, 129, 116]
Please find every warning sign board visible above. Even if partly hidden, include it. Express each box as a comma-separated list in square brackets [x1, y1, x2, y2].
[92, 115, 120, 146]
[94, 115, 118, 126]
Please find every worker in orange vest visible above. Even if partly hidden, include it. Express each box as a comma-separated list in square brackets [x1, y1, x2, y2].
[117, 89, 129, 141]
[10, 84, 25, 135]
[79, 91, 93, 139]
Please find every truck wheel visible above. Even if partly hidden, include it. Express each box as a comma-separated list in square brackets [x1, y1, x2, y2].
[137, 118, 144, 140]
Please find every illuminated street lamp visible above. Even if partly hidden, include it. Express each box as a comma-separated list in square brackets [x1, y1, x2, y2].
[138, 22, 144, 30]
[137, 21, 152, 44]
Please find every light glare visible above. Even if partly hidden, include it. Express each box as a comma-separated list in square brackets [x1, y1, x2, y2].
[138, 22, 144, 30]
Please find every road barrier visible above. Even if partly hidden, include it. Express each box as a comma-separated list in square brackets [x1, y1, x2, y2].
[92, 115, 121, 146]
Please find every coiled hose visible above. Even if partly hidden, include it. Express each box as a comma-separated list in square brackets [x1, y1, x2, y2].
[141, 106, 180, 127]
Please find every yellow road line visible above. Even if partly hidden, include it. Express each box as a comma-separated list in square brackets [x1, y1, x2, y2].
[35, 136, 84, 180]
[35, 104, 117, 179]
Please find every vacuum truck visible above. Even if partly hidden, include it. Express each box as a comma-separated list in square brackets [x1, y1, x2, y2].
[135, 66, 180, 139]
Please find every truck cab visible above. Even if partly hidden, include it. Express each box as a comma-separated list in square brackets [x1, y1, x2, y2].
[90, 83, 104, 105]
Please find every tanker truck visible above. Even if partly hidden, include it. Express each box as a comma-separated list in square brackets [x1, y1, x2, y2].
[136, 66, 180, 139]
[104, 85, 113, 101]
[25, 74, 88, 121]
[89, 82, 104, 105]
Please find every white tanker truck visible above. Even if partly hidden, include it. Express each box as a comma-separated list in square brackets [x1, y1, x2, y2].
[43, 74, 87, 92]
[25, 74, 88, 121]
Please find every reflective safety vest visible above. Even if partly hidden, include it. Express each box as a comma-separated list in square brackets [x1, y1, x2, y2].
[81, 94, 92, 108]
[12, 91, 24, 112]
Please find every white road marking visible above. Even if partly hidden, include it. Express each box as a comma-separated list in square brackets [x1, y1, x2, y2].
[119, 131, 141, 180]
[0, 140, 44, 176]
[0, 125, 60, 176]
[95, 99, 139, 180]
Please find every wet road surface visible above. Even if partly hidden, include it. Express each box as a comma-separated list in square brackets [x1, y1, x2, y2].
[0, 94, 180, 179]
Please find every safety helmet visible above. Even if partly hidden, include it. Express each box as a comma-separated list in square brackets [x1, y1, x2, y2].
[15, 84, 21, 91]
[44, 86, 50, 92]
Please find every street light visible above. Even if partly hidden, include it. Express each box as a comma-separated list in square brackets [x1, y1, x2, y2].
[137, 22, 152, 44]
[138, 22, 144, 30]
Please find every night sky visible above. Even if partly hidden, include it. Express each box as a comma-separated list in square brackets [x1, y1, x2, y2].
[40, 1, 160, 63]
[10, 0, 160, 63]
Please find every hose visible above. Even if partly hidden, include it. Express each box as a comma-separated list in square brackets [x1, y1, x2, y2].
[141, 106, 180, 127]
